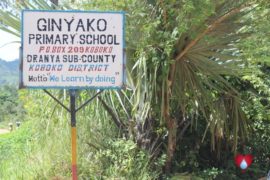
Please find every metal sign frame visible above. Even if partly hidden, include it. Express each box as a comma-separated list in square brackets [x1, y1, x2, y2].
[19, 10, 125, 180]
[43, 89, 103, 179]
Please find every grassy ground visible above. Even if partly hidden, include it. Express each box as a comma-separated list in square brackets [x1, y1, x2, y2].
[0, 122, 33, 179]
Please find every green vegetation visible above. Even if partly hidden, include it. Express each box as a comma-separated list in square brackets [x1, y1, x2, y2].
[0, 0, 270, 179]
[0, 122, 33, 179]
[0, 84, 24, 127]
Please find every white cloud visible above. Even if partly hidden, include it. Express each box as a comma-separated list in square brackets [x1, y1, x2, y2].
[0, 30, 20, 61]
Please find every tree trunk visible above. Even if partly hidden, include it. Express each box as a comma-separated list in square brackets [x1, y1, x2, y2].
[163, 76, 177, 173]
[158, 0, 178, 173]
[164, 118, 177, 173]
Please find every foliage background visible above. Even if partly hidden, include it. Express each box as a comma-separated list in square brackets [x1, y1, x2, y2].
[0, 0, 270, 179]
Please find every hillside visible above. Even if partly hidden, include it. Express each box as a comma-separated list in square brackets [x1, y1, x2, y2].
[0, 59, 19, 85]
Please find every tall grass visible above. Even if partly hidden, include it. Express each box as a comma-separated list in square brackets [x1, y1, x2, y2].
[0, 89, 162, 179]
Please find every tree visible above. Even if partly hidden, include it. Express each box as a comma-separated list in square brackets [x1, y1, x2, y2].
[88, 0, 268, 172]
[0, 85, 25, 123]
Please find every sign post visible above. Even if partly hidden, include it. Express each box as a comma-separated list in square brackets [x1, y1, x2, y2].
[70, 90, 77, 178]
[20, 10, 125, 179]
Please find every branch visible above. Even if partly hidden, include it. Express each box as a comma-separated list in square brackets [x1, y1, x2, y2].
[167, 2, 253, 89]
[86, 142, 99, 151]
[98, 97, 126, 130]
[177, 120, 191, 142]
[175, 3, 252, 62]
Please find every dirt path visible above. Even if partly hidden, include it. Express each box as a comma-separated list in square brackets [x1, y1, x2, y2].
[0, 129, 9, 135]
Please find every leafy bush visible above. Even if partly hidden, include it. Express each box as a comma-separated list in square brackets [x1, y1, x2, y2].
[79, 139, 165, 179]
[198, 168, 223, 180]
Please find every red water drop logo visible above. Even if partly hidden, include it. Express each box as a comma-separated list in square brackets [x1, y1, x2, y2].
[234, 154, 253, 171]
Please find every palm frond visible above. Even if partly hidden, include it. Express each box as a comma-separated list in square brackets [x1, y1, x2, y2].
[169, 1, 256, 152]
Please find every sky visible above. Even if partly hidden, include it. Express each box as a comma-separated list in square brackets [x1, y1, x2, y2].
[0, 30, 20, 61]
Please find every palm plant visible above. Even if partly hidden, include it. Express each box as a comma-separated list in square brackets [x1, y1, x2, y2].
[111, 0, 261, 172]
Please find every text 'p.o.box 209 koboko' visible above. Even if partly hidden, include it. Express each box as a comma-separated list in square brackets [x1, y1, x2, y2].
[20, 10, 125, 89]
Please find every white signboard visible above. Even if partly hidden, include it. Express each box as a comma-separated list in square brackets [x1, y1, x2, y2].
[21, 10, 125, 89]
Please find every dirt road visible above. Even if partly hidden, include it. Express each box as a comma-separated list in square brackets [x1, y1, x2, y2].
[0, 129, 9, 135]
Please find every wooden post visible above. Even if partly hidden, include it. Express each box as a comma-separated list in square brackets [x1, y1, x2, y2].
[70, 90, 77, 180]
